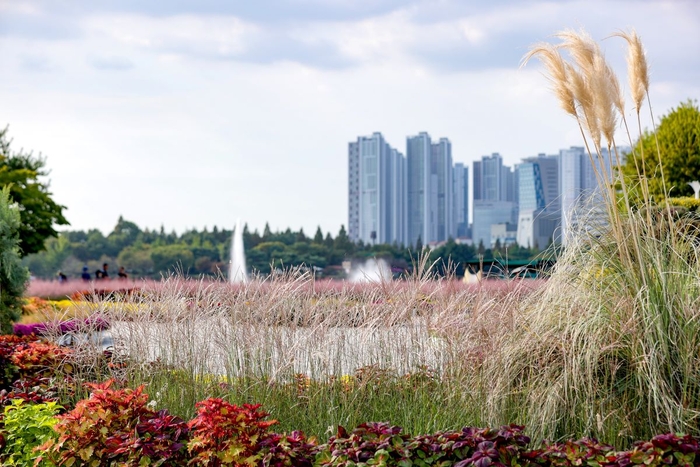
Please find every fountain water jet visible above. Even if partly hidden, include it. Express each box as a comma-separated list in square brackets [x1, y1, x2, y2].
[229, 219, 248, 283]
[349, 258, 392, 283]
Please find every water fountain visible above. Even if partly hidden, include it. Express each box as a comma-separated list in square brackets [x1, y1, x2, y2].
[349, 258, 392, 283]
[229, 219, 248, 283]
[689, 181, 700, 199]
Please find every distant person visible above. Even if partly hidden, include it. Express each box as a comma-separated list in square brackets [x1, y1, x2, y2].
[118, 266, 128, 280]
[81, 266, 91, 282]
[57, 271, 68, 283]
[101, 263, 109, 279]
[95, 269, 104, 280]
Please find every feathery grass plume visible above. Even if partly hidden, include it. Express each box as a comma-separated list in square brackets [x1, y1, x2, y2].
[555, 29, 605, 149]
[591, 53, 619, 147]
[557, 28, 623, 149]
[521, 43, 577, 118]
[612, 29, 649, 112]
[604, 58, 624, 116]
[508, 27, 700, 446]
[566, 62, 602, 148]
[555, 28, 598, 75]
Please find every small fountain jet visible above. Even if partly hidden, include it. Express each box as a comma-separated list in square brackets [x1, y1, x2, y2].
[230, 219, 248, 283]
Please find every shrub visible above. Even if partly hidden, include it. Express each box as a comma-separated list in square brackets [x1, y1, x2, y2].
[0, 398, 60, 466]
[534, 438, 617, 467]
[102, 409, 190, 466]
[11, 341, 70, 378]
[0, 376, 59, 406]
[259, 430, 318, 467]
[316, 423, 531, 467]
[616, 433, 700, 467]
[666, 197, 700, 213]
[187, 398, 277, 466]
[40, 379, 190, 466]
[0, 335, 32, 390]
[13, 316, 110, 337]
[0, 186, 30, 335]
[315, 422, 410, 467]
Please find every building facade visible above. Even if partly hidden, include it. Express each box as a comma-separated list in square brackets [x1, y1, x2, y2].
[471, 153, 516, 248]
[348, 133, 406, 245]
[472, 200, 517, 248]
[516, 153, 560, 249]
[406, 132, 433, 246]
[431, 138, 454, 242]
[453, 163, 469, 238]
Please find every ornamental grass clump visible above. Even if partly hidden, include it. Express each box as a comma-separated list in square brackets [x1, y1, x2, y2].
[85, 269, 539, 436]
[482, 28, 700, 445]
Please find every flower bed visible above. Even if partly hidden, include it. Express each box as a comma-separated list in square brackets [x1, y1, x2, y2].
[1, 335, 700, 466]
[13, 316, 110, 338]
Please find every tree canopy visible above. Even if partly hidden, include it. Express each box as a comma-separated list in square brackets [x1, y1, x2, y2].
[0, 186, 30, 334]
[23, 215, 545, 281]
[623, 100, 700, 199]
[0, 127, 69, 255]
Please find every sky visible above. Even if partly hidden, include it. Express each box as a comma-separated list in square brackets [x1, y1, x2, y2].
[1, 0, 699, 238]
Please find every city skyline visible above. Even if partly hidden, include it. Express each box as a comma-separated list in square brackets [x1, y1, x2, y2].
[349, 130, 629, 250]
[1, 1, 698, 237]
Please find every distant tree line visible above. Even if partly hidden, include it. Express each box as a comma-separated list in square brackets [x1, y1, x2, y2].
[22, 216, 542, 280]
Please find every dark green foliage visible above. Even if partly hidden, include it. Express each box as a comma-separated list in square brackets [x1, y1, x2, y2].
[150, 244, 195, 272]
[0, 187, 29, 334]
[623, 100, 700, 200]
[0, 127, 68, 256]
[429, 239, 477, 276]
[23, 216, 540, 279]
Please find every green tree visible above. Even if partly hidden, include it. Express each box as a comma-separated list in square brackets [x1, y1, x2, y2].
[429, 239, 476, 277]
[150, 244, 194, 274]
[313, 227, 324, 244]
[107, 216, 142, 254]
[334, 225, 353, 255]
[117, 245, 154, 275]
[262, 223, 272, 240]
[0, 186, 30, 334]
[0, 127, 69, 255]
[623, 99, 700, 199]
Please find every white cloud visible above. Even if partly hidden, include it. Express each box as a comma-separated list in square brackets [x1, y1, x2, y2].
[0, 0, 698, 236]
[82, 13, 258, 58]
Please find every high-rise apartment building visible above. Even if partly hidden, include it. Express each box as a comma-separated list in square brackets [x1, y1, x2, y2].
[472, 160, 482, 201]
[472, 200, 517, 248]
[406, 132, 433, 246]
[431, 138, 454, 242]
[559, 146, 597, 243]
[350, 132, 461, 248]
[558, 146, 626, 243]
[481, 153, 502, 201]
[348, 141, 360, 242]
[472, 153, 517, 248]
[453, 163, 469, 238]
[347, 133, 406, 245]
[517, 154, 559, 213]
[516, 154, 560, 249]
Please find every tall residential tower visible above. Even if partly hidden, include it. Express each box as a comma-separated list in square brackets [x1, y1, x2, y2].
[348, 133, 407, 245]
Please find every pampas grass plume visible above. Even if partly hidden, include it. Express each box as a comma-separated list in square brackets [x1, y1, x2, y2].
[592, 53, 620, 147]
[612, 29, 649, 112]
[555, 28, 598, 75]
[522, 43, 577, 118]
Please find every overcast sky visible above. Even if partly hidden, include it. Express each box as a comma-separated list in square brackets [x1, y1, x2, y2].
[1, 0, 699, 237]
